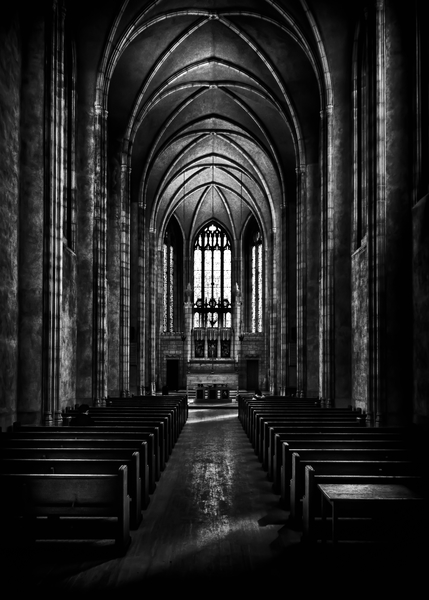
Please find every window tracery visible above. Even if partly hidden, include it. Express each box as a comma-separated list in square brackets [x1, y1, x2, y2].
[193, 222, 232, 330]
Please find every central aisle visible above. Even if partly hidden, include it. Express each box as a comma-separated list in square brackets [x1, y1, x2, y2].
[120, 407, 300, 590]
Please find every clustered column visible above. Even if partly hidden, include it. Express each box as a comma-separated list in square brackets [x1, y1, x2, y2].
[296, 165, 307, 396]
[318, 104, 335, 407]
[43, 1, 66, 424]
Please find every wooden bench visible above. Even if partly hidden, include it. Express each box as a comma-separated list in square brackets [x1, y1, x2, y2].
[268, 427, 407, 484]
[64, 415, 170, 469]
[85, 410, 177, 454]
[302, 466, 425, 542]
[277, 438, 409, 499]
[86, 407, 181, 447]
[251, 410, 361, 454]
[237, 395, 320, 424]
[318, 482, 426, 544]
[253, 410, 364, 460]
[0, 467, 131, 555]
[247, 409, 360, 447]
[0, 455, 142, 529]
[269, 427, 407, 491]
[2, 430, 153, 499]
[10, 424, 161, 484]
[281, 446, 414, 506]
[105, 394, 188, 427]
[0, 444, 151, 508]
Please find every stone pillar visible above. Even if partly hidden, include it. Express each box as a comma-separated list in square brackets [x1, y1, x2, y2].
[319, 104, 335, 407]
[120, 160, 131, 392]
[296, 165, 307, 396]
[42, 1, 67, 425]
[269, 227, 277, 394]
[279, 202, 288, 397]
[149, 227, 157, 392]
[92, 102, 108, 403]
[367, 0, 387, 426]
[107, 152, 121, 397]
[137, 203, 146, 395]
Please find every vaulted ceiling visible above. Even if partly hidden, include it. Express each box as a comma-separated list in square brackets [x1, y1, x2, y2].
[72, 0, 329, 242]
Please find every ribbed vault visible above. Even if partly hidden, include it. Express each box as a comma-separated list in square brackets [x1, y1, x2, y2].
[99, 0, 323, 238]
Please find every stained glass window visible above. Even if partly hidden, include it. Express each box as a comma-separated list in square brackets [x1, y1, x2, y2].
[163, 231, 174, 332]
[193, 222, 232, 329]
[251, 230, 263, 332]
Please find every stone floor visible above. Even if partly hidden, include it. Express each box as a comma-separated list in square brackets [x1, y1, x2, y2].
[1, 406, 425, 598]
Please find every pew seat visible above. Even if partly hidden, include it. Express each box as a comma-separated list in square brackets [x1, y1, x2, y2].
[0, 467, 131, 555]
[0, 455, 142, 529]
[284, 447, 414, 508]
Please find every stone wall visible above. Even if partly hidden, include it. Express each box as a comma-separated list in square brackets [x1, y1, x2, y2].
[17, 13, 47, 425]
[0, 12, 21, 430]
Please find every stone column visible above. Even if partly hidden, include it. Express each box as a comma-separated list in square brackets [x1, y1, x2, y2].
[279, 202, 288, 397]
[319, 104, 335, 407]
[137, 203, 146, 394]
[92, 102, 108, 403]
[107, 152, 121, 397]
[149, 227, 157, 392]
[120, 160, 131, 393]
[296, 165, 307, 396]
[269, 227, 277, 394]
[368, 0, 387, 426]
[42, 1, 66, 425]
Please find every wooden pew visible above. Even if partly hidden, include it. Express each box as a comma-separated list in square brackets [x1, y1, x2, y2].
[302, 465, 425, 542]
[268, 427, 407, 483]
[0, 444, 151, 508]
[10, 424, 162, 484]
[251, 410, 360, 453]
[281, 446, 414, 506]
[318, 481, 426, 544]
[86, 407, 181, 447]
[238, 402, 356, 439]
[2, 430, 154, 498]
[88, 409, 177, 452]
[269, 426, 407, 492]
[247, 408, 359, 445]
[0, 467, 131, 555]
[105, 394, 188, 427]
[237, 395, 320, 426]
[63, 414, 170, 470]
[287, 447, 416, 514]
[0, 454, 142, 529]
[253, 410, 363, 459]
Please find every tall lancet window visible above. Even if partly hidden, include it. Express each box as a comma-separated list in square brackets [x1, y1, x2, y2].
[163, 231, 174, 332]
[163, 218, 183, 333]
[193, 222, 232, 329]
[251, 230, 263, 333]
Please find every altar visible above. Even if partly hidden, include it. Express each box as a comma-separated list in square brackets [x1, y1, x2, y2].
[186, 359, 238, 403]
